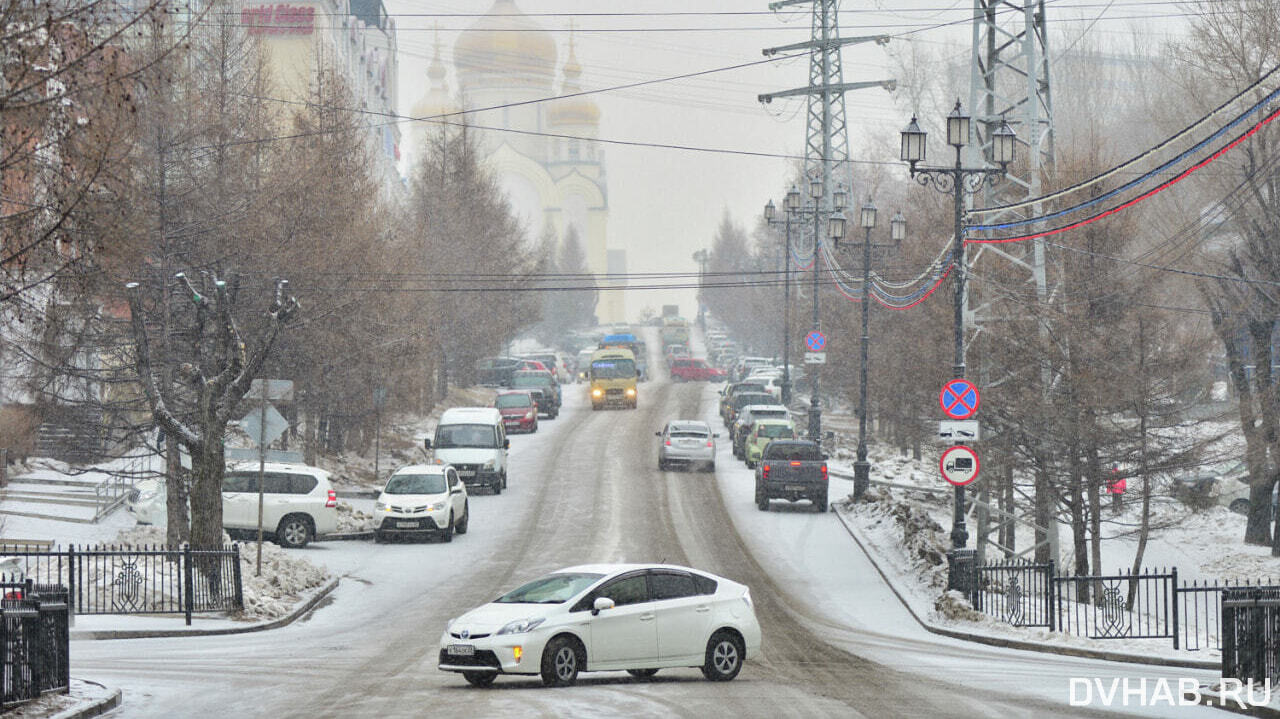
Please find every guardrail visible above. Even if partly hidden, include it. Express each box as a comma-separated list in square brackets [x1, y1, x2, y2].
[1222, 586, 1280, 683]
[1, 583, 70, 710]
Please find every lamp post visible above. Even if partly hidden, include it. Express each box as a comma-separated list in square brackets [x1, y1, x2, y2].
[764, 185, 803, 405]
[692, 249, 709, 329]
[845, 200, 906, 500]
[901, 100, 1015, 589]
[802, 180, 847, 442]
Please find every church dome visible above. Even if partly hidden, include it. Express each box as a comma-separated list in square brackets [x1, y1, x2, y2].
[549, 35, 599, 127]
[454, 0, 557, 88]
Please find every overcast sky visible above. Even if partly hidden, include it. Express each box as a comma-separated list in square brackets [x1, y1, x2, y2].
[383, 0, 1187, 322]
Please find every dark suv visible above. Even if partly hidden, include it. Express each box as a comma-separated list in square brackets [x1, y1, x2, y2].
[511, 370, 561, 418]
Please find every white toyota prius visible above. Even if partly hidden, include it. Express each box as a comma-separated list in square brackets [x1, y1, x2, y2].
[438, 563, 762, 687]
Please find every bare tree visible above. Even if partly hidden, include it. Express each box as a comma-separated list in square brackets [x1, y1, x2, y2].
[125, 274, 298, 550]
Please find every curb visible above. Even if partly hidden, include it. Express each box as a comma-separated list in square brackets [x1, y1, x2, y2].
[49, 681, 121, 719]
[70, 576, 339, 640]
[319, 530, 373, 541]
[832, 505, 1218, 671]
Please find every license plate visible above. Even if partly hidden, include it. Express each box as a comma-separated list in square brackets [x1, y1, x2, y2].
[786, 484, 806, 491]
[448, 644, 475, 656]
[396, 521, 418, 528]
[457, 470, 475, 477]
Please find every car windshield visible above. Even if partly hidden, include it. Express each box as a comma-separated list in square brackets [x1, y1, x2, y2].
[513, 375, 551, 388]
[733, 384, 766, 394]
[495, 572, 605, 604]
[769, 444, 822, 461]
[384, 473, 447, 495]
[735, 394, 774, 408]
[758, 424, 794, 439]
[496, 394, 532, 409]
[435, 424, 498, 449]
[592, 359, 635, 378]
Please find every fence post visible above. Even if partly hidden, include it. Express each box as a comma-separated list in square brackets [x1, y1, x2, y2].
[1171, 567, 1179, 650]
[1046, 560, 1057, 632]
[232, 544, 243, 611]
[1, 447, 7, 488]
[183, 544, 193, 627]
[66, 545, 76, 625]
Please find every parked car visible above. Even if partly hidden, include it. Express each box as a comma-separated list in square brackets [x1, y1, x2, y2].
[718, 382, 769, 424]
[374, 464, 469, 543]
[732, 357, 774, 382]
[511, 370, 561, 418]
[754, 440, 828, 512]
[670, 358, 727, 383]
[425, 408, 509, 494]
[656, 420, 717, 472]
[732, 405, 789, 459]
[724, 392, 776, 430]
[127, 461, 339, 548]
[476, 357, 522, 387]
[664, 344, 691, 367]
[438, 563, 761, 687]
[521, 351, 564, 382]
[743, 418, 797, 468]
[494, 390, 538, 434]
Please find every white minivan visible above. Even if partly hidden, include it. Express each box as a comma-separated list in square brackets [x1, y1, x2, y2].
[425, 408, 509, 494]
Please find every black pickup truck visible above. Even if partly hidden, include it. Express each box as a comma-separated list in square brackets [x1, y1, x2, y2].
[754, 439, 828, 512]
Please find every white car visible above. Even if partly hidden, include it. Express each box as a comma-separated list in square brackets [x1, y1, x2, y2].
[126, 461, 339, 548]
[439, 563, 761, 688]
[374, 464, 469, 542]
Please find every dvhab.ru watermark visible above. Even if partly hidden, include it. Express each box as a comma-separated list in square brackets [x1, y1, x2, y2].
[1069, 677, 1273, 708]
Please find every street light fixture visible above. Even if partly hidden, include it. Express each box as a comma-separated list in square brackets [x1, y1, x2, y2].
[764, 199, 777, 222]
[764, 192, 800, 404]
[833, 184, 848, 213]
[785, 184, 801, 212]
[900, 101, 1016, 594]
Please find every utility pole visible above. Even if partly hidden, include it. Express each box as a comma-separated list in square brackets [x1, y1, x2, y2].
[759, 0, 893, 441]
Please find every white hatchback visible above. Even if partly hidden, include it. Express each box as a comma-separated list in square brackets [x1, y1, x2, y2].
[439, 563, 761, 688]
[374, 464, 469, 542]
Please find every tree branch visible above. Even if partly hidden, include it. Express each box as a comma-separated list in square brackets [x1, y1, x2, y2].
[125, 282, 203, 452]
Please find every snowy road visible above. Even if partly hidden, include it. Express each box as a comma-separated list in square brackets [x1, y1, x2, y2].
[75, 377, 1224, 717]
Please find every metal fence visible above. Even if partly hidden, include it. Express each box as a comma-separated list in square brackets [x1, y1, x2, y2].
[0, 544, 243, 625]
[1, 583, 70, 710]
[1222, 587, 1280, 683]
[970, 562, 1267, 651]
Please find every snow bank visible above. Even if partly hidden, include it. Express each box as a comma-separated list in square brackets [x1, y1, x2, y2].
[113, 527, 331, 621]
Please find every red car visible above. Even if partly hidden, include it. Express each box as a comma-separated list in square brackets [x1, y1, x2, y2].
[494, 390, 538, 433]
[670, 358, 727, 382]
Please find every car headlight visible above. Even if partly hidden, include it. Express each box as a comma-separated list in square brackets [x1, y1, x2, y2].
[626, 388, 636, 396]
[483, 459, 496, 470]
[375, 501, 390, 512]
[592, 388, 603, 397]
[428, 501, 446, 512]
[496, 617, 546, 635]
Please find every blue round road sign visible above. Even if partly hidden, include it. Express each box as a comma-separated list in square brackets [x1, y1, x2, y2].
[805, 331, 827, 352]
[940, 379, 980, 420]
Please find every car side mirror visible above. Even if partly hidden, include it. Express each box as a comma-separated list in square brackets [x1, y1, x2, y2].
[592, 597, 615, 616]
[822, 454, 830, 461]
[713, 433, 720, 438]
[825, 431, 835, 439]
[423, 438, 432, 451]
[503, 438, 510, 449]
[654, 431, 662, 437]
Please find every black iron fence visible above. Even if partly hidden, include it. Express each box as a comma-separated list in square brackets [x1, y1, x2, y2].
[971, 561, 1268, 652]
[1222, 587, 1280, 683]
[0, 544, 243, 625]
[1, 583, 70, 710]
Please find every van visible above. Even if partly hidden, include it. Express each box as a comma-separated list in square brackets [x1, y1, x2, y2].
[424, 407, 510, 494]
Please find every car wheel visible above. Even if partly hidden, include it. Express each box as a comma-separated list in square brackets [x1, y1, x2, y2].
[275, 515, 311, 549]
[455, 502, 469, 534]
[627, 668, 659, 679]
[705, 462, 715, 473]
[493, 479, 503, 495]
[373, 531, 386, 544]
[502, 471, 508, 489]
[756, 491, 769, 512]
[441, 513, 454, 543]
[658, 458, 667, 471]
[814, 495, 828, 513]
[701, 631, 744, 682]
[745, 460, 755, 470]
[1230, 498, 1250, 515]
[463, 672, 496, 688]
[541, 636, 582, 687]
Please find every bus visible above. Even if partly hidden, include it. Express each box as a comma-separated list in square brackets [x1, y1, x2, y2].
[588, 348, 637, 410]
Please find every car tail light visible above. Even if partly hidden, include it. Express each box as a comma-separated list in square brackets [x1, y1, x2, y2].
[790, 461, 801, 467]
[3, 591, 21, 600]
[762, 465, 770, 479]
[326, 489, 337, 508]
[706, 440, 713, 447]
[820, 464, 828, 481]
[665, 439, 671, 446]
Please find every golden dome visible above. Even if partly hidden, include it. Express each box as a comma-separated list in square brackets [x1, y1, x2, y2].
[454, 0, 557, 85]
[549, 34, 599, 127]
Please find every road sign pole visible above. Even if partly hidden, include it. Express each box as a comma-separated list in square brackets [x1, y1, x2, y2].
[256, 399, 266, 577]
